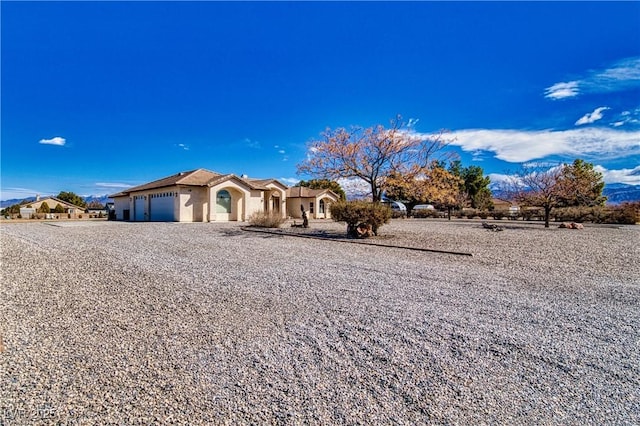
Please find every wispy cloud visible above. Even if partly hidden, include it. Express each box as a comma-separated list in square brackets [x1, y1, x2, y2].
[177, 143, 189, 151]
[448, 127, 640, 163]
[545, 81, 579, 100]
[575, 107, 609, 126]
[545, 56, 640, 100]
[95, 182, 133, 189]
[611, 107, 640, 127]
[244, 138, 260, 149]
[0, 187, 52, 201]
[279, 177, 299, 186]
[39, 136, 66, 146]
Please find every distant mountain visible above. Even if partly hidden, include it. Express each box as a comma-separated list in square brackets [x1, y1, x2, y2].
[1, 194, 113, 209]
[490, 182, 640, 205]
[603, 183, 640, 205]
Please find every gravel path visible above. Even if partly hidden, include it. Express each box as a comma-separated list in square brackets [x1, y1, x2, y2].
[1, 219, 639, 425]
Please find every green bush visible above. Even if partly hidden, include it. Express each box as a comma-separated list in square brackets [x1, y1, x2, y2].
[330, 201, 392, 237]
[248, 211, 287, 228]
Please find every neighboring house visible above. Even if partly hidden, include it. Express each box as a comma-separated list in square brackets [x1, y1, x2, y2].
[285, 187, 340, 219]
[109, 169, 288, 222]
[19, 196, 85, 219]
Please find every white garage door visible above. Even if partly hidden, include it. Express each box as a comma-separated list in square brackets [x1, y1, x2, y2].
[134, 196, 145, 221]
[150, 192, 174, 221]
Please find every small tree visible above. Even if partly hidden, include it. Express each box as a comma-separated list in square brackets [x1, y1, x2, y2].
[295, 179, 347, 201]
[556, 159, 606, 207]
[508, 159, 605, 228]
[385, 164, 462, 219]
[54, 204, 65, 214]
[449, 161, 493, 210]
[39, 202, 50, 214]
[57, 191, 87, 208]
[330, 200, 392, 237]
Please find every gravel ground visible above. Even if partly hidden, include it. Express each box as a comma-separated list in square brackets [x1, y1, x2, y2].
[1, 219, 638, 425]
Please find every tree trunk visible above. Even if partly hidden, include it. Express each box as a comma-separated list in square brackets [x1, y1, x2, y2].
[544, 206, 551, 228]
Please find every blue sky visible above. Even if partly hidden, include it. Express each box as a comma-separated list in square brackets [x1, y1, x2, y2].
[2, 1, 639, 200]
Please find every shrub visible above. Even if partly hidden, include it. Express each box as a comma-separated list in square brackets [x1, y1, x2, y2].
[248, 211, 287, 228]
[412, 209, 439, 218]
[330, 201, 392, 237]
[492, 209, 509, 220]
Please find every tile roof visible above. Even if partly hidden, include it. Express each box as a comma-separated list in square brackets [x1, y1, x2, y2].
[109, 169, 289, 197]
[285, 187, 339, 198]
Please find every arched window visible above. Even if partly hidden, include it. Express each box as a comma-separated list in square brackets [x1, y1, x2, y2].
[319, 199, 325, 214]
[216, 190, 231, 213]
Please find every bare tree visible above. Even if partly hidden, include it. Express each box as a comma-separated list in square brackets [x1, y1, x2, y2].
[508, 159, 606, 228]
[297, 116, 452, 202]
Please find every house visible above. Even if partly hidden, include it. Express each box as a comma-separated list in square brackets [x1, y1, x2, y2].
[19, 196, 86, 219]
[109, 169, 288, 222]
[285, 187, 340, 219]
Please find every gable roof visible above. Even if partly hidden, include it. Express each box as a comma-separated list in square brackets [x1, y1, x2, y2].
[110, 169, 289, 197]
[20, 196, 85, 210]
[286, 187, 340, 199]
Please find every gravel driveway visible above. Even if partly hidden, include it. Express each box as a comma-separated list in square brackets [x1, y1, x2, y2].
[1, 219, 638, 425]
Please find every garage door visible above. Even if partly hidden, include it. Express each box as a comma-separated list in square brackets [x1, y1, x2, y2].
[134, 196, 145, 221]
[150, 192, 174, 221]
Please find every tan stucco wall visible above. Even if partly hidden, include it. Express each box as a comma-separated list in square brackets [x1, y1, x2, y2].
[178, 187, 207, 222]
[287, 195, 337, 219]
[113, 196, 129, 221]
[209, 182, 252, 222]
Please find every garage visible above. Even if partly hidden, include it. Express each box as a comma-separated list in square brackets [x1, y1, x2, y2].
[150, 192, 174, 221]
[134, 195, 146, 221]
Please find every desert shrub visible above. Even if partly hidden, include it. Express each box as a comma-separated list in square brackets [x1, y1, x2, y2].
[492, 209, 508, 220]
[412, 209, 439, 218]
[462, 209, 477, 219]
[521, 208, 544, 221]
[605, 202, 639, 224]
[552, 204, 638, 224]
[248, 211, 287, 228]
[478, 211, 489, 219]
[330, 201, 392, 237]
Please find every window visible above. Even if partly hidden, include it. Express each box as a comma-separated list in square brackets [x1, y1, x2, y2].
[319, 199, 325, 214]
[216, 190, 231, 213]
[309, 202, 314, 214]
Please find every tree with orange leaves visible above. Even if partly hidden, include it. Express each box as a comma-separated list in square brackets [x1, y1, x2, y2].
[386, 163, 462, 219]
[297, 116, 452, 202]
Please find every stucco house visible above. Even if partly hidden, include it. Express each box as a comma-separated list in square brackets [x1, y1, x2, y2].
[109, 169, 289, 222]
[19, 196, 86, 219]
[285, 187, 340, 219]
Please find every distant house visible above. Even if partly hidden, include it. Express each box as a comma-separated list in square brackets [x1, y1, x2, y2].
[109, 169, 288, 222]
[19, 196, 85, 219]
[285, 187, 340, 219]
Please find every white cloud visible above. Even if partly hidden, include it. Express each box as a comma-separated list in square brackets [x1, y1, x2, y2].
[39, 136, 66, 146]
[545, 56, 640, 100]
[244, 138, 260, 149]
[544, 81, 580, 100]
[95, 182, 133, 189]
[279, 177, 299, 186]
[575, 107, 609, 126]
[447, 127, 640, 163]
[177, 143, 189, 151]
[595, 165, 640, 185]
[0, 187, 47, 201]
